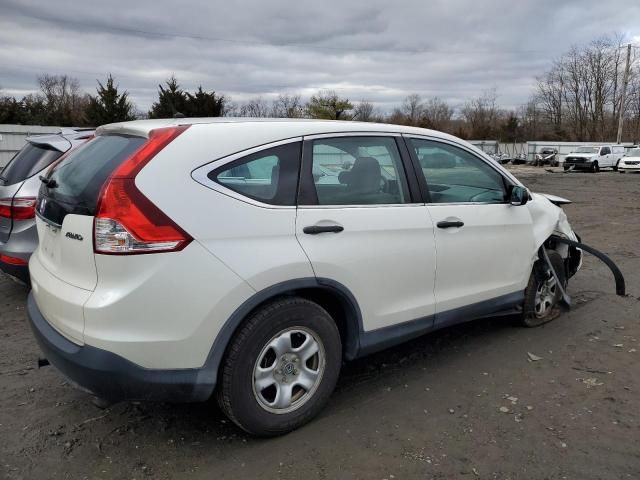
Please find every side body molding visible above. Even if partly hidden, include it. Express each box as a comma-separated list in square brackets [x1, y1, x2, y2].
[201, 279, 526, 400]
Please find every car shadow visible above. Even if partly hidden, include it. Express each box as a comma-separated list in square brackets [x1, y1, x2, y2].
[89, 314, 521, 443]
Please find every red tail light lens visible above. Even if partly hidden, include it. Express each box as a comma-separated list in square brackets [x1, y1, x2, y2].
[94, 125, 192, 255]
[0, 254, 28, 265]
[0, 197, 37, 220]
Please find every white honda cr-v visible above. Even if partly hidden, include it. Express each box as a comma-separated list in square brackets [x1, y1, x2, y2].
[28, 118, 583, 436]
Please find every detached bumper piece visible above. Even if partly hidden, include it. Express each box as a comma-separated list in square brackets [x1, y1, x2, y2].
[549, 235, 626, 298]
[26, 293, 214, 403]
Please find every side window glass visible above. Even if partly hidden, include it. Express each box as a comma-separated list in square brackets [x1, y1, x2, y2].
[600, 147, 610, 155]
[210, 142, 301, 206]
[410, 138, 506, 204]
[310, 136, 409, 205]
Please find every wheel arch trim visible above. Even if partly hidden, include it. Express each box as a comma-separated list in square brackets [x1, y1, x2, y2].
[197, 277, 364, 398]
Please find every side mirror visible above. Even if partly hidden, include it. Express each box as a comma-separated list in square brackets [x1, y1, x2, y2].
[509, 185, 529, 206]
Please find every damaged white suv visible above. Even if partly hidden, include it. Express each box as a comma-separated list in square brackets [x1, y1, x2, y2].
[28, 119, 585, 436]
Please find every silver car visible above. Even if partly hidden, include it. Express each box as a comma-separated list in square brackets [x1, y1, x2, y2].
[0, 129, 94, 283]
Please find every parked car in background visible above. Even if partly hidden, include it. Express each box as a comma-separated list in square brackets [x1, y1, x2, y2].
[563, 145, 625, 172]
[511, 153, 528, 165]
[533, 147, 558, 167]
[0, 129, 94, 283]
[27, 119, 582, 436]
[618, 147, 640, 173]
[489, 152, 511, 165]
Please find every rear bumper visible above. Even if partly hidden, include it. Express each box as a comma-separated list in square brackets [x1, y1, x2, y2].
[27, 292, 215, 402]
[0, 258, 30, 284]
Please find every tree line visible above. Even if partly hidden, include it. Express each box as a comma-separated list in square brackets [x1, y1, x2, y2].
[1, 34, 638, 142]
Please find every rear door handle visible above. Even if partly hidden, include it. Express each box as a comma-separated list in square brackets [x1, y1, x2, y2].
[437, 220, 464, 229]
[303, 225, 344, 235]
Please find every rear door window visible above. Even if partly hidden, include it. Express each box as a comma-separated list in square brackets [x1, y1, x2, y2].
[39, 135, 145, 224]
[0, 143, 63, 186]
[306, 136, 410, 205]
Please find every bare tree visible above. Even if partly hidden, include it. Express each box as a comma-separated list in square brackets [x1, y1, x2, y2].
[271, 94, 304, 118]
[421, 97, 453, 131]
[401, 94, 424, 126]
[353, 100, 383, 122]
[37, 74, 89, 126]
[534, 35, 634, 141]
[536, 60, 565, 134]
[240, 97, 270, 117]
[461, 89, 500, 138]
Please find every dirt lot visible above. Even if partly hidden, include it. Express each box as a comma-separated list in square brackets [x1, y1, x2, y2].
[1, 168, 639, 479]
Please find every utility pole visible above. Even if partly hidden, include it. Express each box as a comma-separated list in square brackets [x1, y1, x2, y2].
[616, 44, 632, 144]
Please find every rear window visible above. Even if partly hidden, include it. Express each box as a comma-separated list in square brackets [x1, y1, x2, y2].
[38, 135, 145, 224]
[0, 143, 63, 186]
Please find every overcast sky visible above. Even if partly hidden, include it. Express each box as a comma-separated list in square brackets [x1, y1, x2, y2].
[1, 0, 639, 113]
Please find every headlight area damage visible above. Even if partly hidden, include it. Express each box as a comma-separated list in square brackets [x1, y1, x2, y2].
[530, 193, 626, 310]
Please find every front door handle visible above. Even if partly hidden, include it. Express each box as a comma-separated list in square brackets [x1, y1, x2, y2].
[437, 220, 464, 229]
[303, 225, 344, 235]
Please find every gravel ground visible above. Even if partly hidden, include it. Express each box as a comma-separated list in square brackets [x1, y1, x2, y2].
[1, 168, 639, 479]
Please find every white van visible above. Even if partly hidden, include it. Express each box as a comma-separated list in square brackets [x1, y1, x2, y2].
[563, 145, 626, 172]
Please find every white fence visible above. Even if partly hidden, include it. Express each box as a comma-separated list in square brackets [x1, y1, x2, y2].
[472, 140, 637, 163]
[0, 124, 62, 168]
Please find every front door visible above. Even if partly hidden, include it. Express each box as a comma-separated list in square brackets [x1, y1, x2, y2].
[295, 134, 437, 333]
[406, 136, 535, 322]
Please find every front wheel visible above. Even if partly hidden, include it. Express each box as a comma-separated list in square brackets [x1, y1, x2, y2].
[218, 297, 342, 436]
[521, 251, 567, 327]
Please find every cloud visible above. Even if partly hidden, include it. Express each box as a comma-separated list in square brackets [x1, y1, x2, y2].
[1, 0, 639, 112]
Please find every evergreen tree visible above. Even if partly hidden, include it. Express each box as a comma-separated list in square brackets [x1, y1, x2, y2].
[185, 86, 225, 117]
[85, 74, 136, 126]
[306, 91, 353, 120]
[148, 76, 188, 118]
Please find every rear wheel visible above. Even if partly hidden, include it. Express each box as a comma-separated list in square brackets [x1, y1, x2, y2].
[592, 161, 599, 173]
[218, 297, 342, 436]
[521, 251, 566, 327]
[613, 160, 619, 172]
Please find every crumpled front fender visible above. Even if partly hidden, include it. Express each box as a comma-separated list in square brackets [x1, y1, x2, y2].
[527, 193, 579, 261]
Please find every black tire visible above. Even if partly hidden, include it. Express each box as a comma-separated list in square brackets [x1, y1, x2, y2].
[563, 166, 570, 171]
[592, 161, 599, 173]
[613, 160, 619, 172]
[521, 251, 567, 328]
[218, 297, 342, 436]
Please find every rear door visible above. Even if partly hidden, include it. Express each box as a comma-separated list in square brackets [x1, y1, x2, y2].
[36, 135, 146, 290]
[405, 136, 535, 322]
[0, 142, 63, 241]
[295, 134, 437, 333]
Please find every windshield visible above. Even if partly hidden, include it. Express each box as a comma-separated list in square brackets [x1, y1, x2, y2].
[628, 148, 640, 157]
[574, 147, 599, 154]
[0, 143, 63, 185]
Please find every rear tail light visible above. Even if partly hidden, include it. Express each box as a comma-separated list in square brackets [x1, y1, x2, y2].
[94, 125, 192, 255]
[0, 197, 37, 220]
[0, 254, 28, 265]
